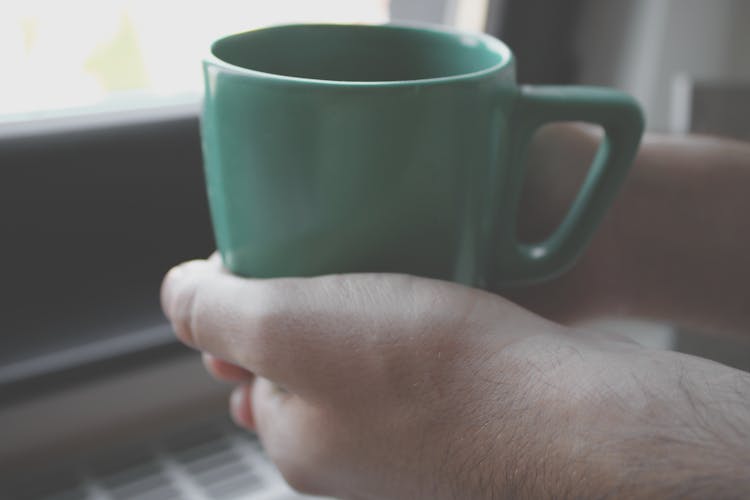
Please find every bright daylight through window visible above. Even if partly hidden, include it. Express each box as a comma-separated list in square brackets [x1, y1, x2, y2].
[0, 0, 389, 122]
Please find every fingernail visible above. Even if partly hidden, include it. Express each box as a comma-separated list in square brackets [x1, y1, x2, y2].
[230, 387, 245, 427]
[201, 352, 215, 373]
[161, 264, 188, 316]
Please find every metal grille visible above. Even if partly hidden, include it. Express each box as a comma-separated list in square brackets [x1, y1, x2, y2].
[2, 419, 317, 500]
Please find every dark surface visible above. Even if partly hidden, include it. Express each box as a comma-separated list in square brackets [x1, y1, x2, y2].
[690, 82, 750, 142]
[675, 329, 750, 373]
[0, 329, 191, 405]
[497, 0, 583, 85]
[0, 114, 214, 377]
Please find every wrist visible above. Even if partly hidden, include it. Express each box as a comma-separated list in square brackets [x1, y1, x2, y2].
[555, 346, 750, 498]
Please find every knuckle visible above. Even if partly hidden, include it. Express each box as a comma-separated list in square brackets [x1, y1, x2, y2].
[234, 281, 292, 367]
[255, 281, 299, 334]
[260, 401, 337, 496]
[277, 463, 323, 496]
[251, 295, 281, 344]
[273, 433, 334, 496]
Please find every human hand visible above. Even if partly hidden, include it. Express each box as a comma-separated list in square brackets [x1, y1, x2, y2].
[508, 123, 632, 323]
[513, 125, 750, 336]
[161, 259, 750, 499]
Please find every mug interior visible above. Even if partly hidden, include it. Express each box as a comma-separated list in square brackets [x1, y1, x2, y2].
[211, 24, 509, 83]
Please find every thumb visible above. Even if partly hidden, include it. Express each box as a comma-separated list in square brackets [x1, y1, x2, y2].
[161, 258, 319, 392]
[161, 258, 472, 395]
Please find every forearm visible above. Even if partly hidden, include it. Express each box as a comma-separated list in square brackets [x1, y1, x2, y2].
[612, 134, 750, 335]
[539, 346, 750, 499]
[615, 352, 750, 498]
[601, 352, 750, 499]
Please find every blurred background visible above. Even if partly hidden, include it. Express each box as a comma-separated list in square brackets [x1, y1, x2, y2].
[1, 1, 749, 499]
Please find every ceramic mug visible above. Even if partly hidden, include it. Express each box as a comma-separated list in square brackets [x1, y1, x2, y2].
[201, 23, 643, 287]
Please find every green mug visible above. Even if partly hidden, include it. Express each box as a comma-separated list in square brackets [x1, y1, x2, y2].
[201, 23, 643, 288]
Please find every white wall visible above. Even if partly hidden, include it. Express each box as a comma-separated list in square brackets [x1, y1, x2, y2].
[390, 0, 450, 24]
[577, 0, 750, 131]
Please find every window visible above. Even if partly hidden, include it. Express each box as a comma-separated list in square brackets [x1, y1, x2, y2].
[0, 0, 389, 123]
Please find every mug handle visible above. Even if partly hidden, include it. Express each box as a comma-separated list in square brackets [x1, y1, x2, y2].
[494, 85, 644, 285]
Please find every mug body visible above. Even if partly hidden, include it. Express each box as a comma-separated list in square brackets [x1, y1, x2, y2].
[202, 23, 517, 287]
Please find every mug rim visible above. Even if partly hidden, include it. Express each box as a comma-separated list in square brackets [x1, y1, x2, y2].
[205, 22, 513, 87]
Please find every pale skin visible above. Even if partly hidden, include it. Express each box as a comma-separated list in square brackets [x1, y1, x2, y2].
[161, 125, 750, 499]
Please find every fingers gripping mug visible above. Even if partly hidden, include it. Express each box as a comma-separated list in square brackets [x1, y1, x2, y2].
[201, 23, 643, 288]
